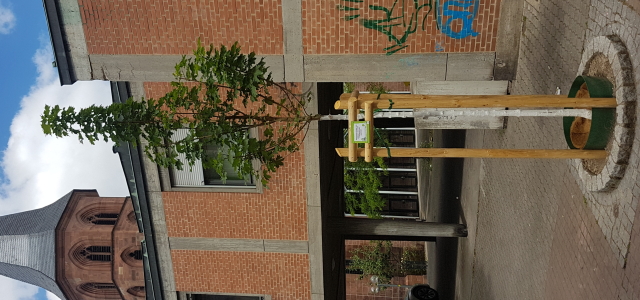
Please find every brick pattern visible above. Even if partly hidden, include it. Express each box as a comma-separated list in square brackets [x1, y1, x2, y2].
[79, 0, 284, 55]
[345, 240, 427, 300]
[346, 274, 427, 300]
[172, 250, 311, 300]
[144, 82, 309, 241]
[57, 194, 145, 300]
[113, 199, 146, 300]
[302, 0, 501, 54]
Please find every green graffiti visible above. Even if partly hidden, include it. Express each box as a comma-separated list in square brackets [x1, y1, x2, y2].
[340, 0, 435, 55]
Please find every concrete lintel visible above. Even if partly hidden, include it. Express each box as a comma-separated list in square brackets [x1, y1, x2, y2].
[304, 54, 448, 82]
[330, 217, 468, 237]
[411, 80, 509, 95]
[169, 238, 264, 252]
[263, 240, 309, 253]
[89, 54, 285, 82]
[446, 53, 496, 81]
[303, 82, 324, 297]
[282, 0, 304, 81]
[494, 0, 525, 80]
[168, 237, 309, 254]
[284, 54, 305, 82]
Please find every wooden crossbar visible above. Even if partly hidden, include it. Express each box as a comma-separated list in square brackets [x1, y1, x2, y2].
[334, 95, 617, 109]
[335, 148, 608, 159]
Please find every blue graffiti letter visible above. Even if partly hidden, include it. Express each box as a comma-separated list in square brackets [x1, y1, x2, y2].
[439, 0, 479, 39]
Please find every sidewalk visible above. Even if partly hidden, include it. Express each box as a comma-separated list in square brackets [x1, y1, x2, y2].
[457, 1, 640, 299]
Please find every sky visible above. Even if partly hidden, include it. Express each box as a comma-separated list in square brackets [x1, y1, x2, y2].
[0, 1, 129, 299]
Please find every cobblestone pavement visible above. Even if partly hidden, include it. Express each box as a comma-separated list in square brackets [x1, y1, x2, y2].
[459, 0, 640, 299]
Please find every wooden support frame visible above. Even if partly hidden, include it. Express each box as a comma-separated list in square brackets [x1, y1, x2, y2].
[337, 91, 612, 160]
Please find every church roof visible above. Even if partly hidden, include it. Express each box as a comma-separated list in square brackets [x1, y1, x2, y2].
[0, 191, 75, 299]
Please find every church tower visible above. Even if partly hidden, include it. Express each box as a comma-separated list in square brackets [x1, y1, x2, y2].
[0, 190, 145, 300]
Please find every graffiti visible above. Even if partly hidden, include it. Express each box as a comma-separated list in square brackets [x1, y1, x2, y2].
[399, 57, 420, 66]
[436, 0, 480, 39]
[340, 0, 435, 55]
[339, 0, 480, 55]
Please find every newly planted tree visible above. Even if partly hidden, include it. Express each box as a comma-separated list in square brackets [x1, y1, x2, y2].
[41, 41, 319, 186]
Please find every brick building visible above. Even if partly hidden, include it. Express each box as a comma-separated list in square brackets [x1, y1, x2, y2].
[40, 0, 520, 299]
[0, 190, 144, 300]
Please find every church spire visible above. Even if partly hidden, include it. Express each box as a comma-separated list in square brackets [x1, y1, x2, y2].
[0, 191, 74, 300]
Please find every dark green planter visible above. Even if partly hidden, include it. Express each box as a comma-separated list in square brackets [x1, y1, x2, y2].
[563, 76, 615, 150]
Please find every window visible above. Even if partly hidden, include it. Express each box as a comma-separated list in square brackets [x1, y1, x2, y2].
[77, 282, 120, 298]
[77, 246, 112, 262]
[186, 294, 266, 300]
[86, 213, 119, 225]
[127, 286, 146, 297]
[70, 242, 113, 269]
[121, 246, 144, 267]
[129, 249, 143, 260]
[79, 206, 120, 226]
[168, 129, 261, 192]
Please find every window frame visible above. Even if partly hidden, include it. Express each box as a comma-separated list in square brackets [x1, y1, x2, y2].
[178, 292, 271, 300]
[159, 128, 263, 193]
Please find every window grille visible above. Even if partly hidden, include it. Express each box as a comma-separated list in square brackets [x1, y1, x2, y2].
[77, 282, 120, 297]
[78, 246, 112, 262]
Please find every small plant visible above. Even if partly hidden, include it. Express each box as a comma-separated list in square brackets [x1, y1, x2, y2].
[344, 157, 388, 219]
[365, 82, 389, 95]
[400, 246, 427, 276]
[342, 82, 390, 94]
[348, 240, 396, 285]
[343, 82, 356, 93]
[348, 241, 427, 288]
[342, 82, 393, 218]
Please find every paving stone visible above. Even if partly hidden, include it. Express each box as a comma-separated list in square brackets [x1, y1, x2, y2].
[464, 1, 640, 299]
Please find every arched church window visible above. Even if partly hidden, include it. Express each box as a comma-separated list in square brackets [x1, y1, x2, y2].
[74, 245, 112, 263]
[129, 249, 143, 260]
[127, 286, 146, 297]
[121, 246, 144, 266]
[84, 213, 119, 225]
[77, 282, 120, 298]
[78, 204, 121, 226]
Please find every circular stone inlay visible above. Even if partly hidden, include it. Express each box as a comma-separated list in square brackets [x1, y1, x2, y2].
[574, 35, 637, 192]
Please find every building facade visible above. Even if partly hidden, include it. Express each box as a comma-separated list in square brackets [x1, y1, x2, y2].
[41, 0, 522, 299]
[0, 190, 144, 300]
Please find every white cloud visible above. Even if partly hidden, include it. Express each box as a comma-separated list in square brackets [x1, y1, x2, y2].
[0, 277, 39, 300]
[0, 2, 16, 34]
[45, 291, 59, 300]
[0, 46, 129, 299]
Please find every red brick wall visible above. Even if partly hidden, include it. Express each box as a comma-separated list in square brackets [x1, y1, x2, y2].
[113, 199, 146, 299]
[303, 0, 501, 54]
[345, 240, 427, 300]
[346, 274, 427, 300]
[78, 0, 284, 55]
[145, 82, 309, 240]
[79, 0, 500, 56]
[172, 251, 311, 300]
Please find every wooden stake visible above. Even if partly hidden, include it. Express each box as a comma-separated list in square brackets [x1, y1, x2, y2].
[364, 101, 374, 162]
[347, 91, 359, 162]
[334, 95, 617, 109]
[335, 148, 608, 159]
